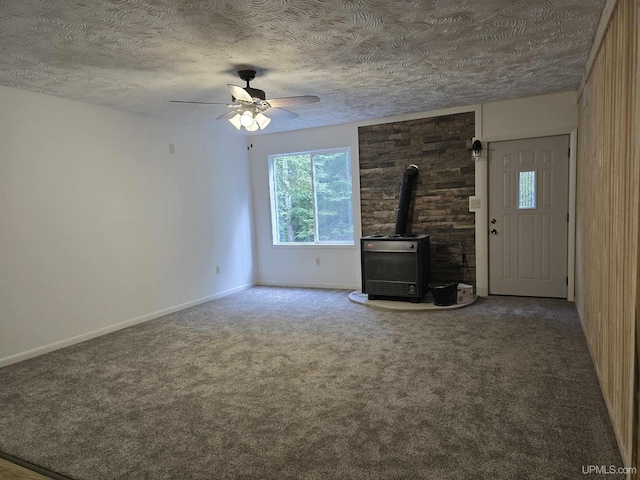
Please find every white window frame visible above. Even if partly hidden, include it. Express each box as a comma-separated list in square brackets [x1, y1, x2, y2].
[268, 147, 354, 246]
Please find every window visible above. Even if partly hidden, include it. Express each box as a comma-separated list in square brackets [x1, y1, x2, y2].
[518, 170, 536, 209]
[269, 148, 353, 244]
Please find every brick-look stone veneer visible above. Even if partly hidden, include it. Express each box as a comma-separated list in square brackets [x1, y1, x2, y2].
[358, 112, 476, 286]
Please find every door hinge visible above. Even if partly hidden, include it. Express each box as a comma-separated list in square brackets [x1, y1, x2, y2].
[567, 213, 570, 223]
[566, 276, 569, 285]
[568, 147, 571, 157]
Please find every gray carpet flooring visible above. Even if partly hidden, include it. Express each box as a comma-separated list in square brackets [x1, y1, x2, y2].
[0, 287, 624, 479]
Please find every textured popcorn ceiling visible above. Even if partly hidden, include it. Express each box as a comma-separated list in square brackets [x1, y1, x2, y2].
[0, 0, 604, 133]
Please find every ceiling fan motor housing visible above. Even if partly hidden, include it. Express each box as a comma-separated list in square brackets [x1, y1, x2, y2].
[238, 69, 256, 82]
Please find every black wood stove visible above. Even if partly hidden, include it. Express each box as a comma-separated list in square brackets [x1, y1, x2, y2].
[360, 164, 431, 302]
[361, 233, 430, 302]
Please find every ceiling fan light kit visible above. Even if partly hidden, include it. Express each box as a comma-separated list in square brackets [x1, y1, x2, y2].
[171, 69, 319, 132]
[228, 113, 243, 130]
[228, 109, 267, 131]
[240, 110, 254, 127]
[255, 112, 271, 129]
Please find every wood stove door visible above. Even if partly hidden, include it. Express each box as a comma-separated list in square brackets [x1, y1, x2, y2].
[488, 135, 569, 298]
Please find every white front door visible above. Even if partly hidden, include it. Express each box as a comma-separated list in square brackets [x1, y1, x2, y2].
[488, 136, 569, 298]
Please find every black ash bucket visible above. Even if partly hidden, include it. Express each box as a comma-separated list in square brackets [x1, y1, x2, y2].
[429, 282, 457, 306]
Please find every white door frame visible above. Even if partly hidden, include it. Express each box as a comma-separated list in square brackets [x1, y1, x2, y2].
[473, 128, 577, 300]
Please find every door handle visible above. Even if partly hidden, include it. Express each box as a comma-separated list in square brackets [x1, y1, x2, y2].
[490, 229, 498, 235]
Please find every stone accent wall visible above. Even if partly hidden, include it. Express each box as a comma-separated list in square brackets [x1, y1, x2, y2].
[358, 112, 476, 285]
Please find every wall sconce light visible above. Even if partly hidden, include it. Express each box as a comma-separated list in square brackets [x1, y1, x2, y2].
[470, 140, 483, 159]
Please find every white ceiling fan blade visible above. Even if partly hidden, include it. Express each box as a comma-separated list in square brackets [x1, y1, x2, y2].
[266, 96, 320, 108]
[216, 110, 239, 120]
[227, 84, 254, 103]
[265, 107, 299, 119]
[170, 100, 228, 105]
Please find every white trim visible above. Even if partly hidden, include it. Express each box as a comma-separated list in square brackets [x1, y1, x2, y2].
[567, 129, 578, 301]
[473, 105, 488, 296]
[258, 281, 359, 291]
[269, 243, 357, 250]
[474, 147, 489, 297]
[0, 283, 256, 368]
[480, 127, 577, 144]
[351, 126, 364, 287]
[356, 104, 480, 129]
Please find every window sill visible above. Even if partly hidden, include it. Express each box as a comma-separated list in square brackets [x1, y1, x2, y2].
[271, 243, 356, 250]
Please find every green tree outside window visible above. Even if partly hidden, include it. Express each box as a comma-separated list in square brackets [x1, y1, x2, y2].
[270, 149, 353, 244]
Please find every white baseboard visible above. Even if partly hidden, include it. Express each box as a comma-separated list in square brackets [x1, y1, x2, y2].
[0, 282, 256, 368]
[257, 281, 360, 291]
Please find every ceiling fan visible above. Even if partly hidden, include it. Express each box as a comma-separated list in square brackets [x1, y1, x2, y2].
[170, 70, 320, 132]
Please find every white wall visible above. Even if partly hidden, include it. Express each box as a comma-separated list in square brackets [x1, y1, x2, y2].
[0, 86, 255, 365]
[249, 92, 579, 295]
[476, 91, 579, 296]
[249, 124, 361, 289]
[480, 91, 578, 139]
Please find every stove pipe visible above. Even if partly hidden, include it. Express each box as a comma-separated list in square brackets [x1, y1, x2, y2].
[394, 164, 419, 234]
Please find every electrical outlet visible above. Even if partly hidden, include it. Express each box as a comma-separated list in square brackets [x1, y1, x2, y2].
[469, 196, 481, 211]
[216, 266, 220, 274]
[315, 257, 321, 266]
